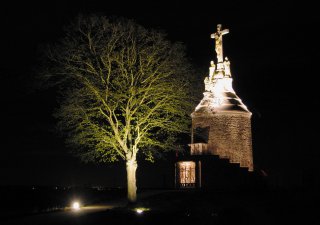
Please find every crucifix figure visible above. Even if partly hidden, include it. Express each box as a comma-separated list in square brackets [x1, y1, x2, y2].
[211, 24, 229, 63]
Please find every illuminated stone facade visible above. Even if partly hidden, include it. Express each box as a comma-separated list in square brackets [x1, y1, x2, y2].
[191, 24, 253, 171]
[191, 111, 253, 170]
[176, 24, 254, 188]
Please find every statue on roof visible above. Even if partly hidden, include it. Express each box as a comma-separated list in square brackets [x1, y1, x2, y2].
[224, 57, 231, 77]
[209, 61, 216, 80]
[211, 24, 229, 63]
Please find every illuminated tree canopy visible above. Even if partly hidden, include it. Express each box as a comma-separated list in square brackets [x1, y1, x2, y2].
[41, 15, 194, 202]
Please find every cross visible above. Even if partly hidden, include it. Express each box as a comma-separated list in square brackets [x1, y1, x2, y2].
[211, 24, 229, 63]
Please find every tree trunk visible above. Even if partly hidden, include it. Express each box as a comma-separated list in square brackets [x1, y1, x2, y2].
[126, 158, 138, 203]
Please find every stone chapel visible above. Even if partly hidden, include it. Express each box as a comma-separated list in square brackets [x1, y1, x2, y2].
[176, 24, 254, 188]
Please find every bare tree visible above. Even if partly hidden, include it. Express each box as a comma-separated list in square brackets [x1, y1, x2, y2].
[41, 15, 193, 202]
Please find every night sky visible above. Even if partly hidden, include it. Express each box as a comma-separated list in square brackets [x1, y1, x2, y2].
[0, 1, 319, 188]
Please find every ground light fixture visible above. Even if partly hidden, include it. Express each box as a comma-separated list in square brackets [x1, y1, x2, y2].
[136, 209, 143, 214]
[72, 201, 80, 210]
[133, 207, 150, 214]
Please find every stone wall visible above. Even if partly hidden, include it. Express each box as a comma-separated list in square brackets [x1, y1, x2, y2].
[192, 112, 253, 171]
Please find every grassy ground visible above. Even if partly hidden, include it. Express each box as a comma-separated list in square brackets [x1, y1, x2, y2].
[2, 188, 319, 225]
[124, 188, 319, 225]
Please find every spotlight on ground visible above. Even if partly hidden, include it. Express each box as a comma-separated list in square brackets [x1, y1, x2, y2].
[134, 207, 150, 214]
[136, 208, 143, 214]
[72, 201, 80, 210]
